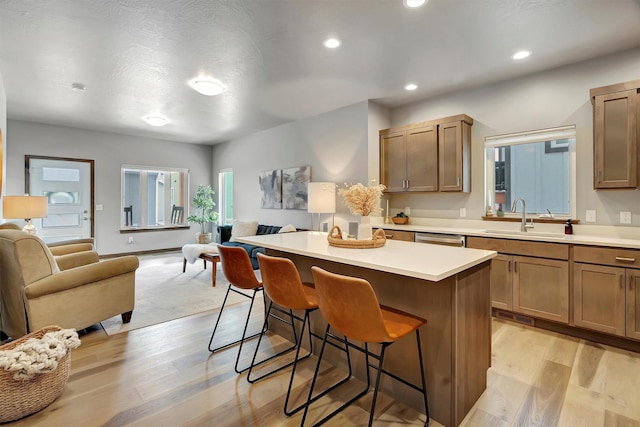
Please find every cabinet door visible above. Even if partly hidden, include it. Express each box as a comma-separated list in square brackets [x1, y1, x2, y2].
[626, 269, 640, 340]
[573, 263, 625, 336]
[380, 130, 407, 192]
[513, 256, 569, 323]
[438, 121, 463, 191]
[406, 125, 438, 192]
[490, 254, 512, 310]
[593, 89, 638, 189]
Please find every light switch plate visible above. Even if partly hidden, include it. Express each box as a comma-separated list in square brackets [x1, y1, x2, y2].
[95, 204, 103, 211]
[620, 211, 632, 224]
[586, 210, 596, 223]
[459, 208, 466, 217]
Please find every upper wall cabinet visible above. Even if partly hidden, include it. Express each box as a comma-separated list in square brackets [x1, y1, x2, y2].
[590, 80, 640, 189]
[379, 114, 473, 193]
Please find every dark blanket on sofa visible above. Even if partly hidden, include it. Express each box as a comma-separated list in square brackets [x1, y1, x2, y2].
[217, 224, 283, 269]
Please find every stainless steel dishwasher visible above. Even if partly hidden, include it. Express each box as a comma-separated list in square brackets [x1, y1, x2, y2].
[414, 232, 466, 247]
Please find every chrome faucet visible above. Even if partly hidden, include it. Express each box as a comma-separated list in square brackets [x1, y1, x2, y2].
[511, 198, 534, 232]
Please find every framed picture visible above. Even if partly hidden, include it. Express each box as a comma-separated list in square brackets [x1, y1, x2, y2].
[282, 165, 311, 210]
[258, 169, 282, 209]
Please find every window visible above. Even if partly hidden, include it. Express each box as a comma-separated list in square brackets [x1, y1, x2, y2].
[121, 165, 189, 230]
[485, 125, 576, 217]
[218, 169, 234, 225]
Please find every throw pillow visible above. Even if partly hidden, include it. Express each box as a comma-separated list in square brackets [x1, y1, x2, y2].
[278, 224, 297, 233]
[229, 220, 259, 242]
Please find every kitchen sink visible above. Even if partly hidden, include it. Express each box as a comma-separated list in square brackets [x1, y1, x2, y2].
[482, 229, 565, 238]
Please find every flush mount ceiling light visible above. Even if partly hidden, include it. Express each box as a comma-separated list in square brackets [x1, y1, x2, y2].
[511, 50, 532, 60]
[142, 115, 168, 127]
[404, 83, 418, 91]
[403, 0, 428, 8]
[191, 79, 226, 96]
[322, 38, 341, 49]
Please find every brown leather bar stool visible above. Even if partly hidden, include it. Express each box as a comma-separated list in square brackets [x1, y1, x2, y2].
[208, 245, 267, 374]
[302, 266, 430, 427]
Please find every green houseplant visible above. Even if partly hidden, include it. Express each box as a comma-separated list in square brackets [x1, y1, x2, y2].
[187, 185, 219, 243]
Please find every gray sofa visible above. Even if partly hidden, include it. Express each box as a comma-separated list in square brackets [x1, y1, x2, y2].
[217, 224, 284, 269]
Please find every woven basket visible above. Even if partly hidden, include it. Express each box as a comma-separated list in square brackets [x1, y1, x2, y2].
[327, 225, 387, 249]
[0, 326, 72, 423]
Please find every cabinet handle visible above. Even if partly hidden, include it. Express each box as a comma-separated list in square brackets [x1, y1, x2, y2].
[457, 176, 460, 187]
[514, 261, 518, 273]
[630, 275, 634, 291]
[508, 260, 511, 272]
[385, 234, 393, 239]
[598, 170, 602, 182]
[620, 274, 624, 290]
[616, 257, 636, 263]
[406, 179, 410, 189]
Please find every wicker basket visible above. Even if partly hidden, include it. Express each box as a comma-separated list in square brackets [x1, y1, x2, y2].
[327, 225, 387, 249]
[0, 326, 72, 423]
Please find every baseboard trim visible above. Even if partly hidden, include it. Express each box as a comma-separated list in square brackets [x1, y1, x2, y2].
[100, 247, 182, 259]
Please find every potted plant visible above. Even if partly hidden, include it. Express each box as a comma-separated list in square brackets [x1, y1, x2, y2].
[187, 185, 219, 244]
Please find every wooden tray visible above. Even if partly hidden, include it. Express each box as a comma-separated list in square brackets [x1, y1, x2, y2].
[327, 225, 386, 249]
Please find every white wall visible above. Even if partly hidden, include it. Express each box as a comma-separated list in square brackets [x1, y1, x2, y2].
[5, 120, 213, 255]
[0, 70, 6, 201]
[389, 47, 640, 226]
[211, 101, 370, 230]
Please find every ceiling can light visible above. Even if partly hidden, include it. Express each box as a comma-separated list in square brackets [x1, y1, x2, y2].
[322, 38, 341, 49]
[511, 50, 532, 60]
[404, 83, 418, 91]
[191, 79, 226, 96]
[142, 116, 168, 127]
[403, 0, 428, 8]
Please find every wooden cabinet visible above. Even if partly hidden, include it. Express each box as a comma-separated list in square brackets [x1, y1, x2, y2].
[573, 246, 640, 340]
[590, 80, 640, 189]
[381, 229, 415, 242]
[380, 125, 437, 192]
[466, 236, 569, 323]
[379, 114, 472, 193]
[438, 119, 472, 192]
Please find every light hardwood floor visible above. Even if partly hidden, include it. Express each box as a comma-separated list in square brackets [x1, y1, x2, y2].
[6, 302, 640, 426]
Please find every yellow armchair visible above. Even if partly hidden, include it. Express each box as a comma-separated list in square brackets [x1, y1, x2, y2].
[0, 229, 138, 339]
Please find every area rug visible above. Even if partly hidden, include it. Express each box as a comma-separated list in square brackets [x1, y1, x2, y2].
[100, 252, 254, 335]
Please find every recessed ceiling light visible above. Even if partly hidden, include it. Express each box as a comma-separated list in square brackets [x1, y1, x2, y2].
[191, 79, 226, 96]
[511, 50, 532, 60]
[404, 83, 418, 91]
[71, 82, 86, 91]
[403, 0, 427, 8]
[322, 38, 341, 49]
[142, 116, 168, 127]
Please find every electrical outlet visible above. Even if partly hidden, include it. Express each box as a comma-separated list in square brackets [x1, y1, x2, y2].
[128, 236, 134, 244]
[586, 210, 596, 223]
[620, 211, 632, 224]
[459, 207, 466, 217]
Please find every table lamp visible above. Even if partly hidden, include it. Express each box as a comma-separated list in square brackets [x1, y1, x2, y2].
[2, 194, 48, 234]
[307, 182, 336, 231]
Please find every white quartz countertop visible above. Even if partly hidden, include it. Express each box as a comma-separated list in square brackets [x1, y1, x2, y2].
[235, 231, 496, 282]
[378, 223, 640, 249]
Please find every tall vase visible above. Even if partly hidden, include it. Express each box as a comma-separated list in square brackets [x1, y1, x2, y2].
[358, 216, 373, 240]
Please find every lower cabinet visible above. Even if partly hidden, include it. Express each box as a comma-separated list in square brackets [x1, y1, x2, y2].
[573, 245, 640, 340]
[466, 236, 569, 324]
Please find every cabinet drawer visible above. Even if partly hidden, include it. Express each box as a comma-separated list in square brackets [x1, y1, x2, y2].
[382, 229, 415, 242]
[466, 236, 568, 260]
[573, 246, 640, 269]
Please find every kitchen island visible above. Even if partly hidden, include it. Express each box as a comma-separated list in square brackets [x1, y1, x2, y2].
[236, 231, 496, 427]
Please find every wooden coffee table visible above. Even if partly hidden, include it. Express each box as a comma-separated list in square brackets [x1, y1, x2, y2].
[182, 252, 220, 287]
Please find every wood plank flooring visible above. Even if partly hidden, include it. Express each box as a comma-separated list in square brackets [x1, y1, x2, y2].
[6, 300, 640, 426]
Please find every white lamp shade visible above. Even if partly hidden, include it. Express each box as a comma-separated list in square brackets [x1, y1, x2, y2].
[307, 182, 336, 214]
[2, 195, 48, 219]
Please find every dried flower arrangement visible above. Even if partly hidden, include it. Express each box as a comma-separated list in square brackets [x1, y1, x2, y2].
[337, 180, 386, 216]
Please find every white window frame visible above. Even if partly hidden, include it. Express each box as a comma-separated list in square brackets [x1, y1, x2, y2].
[484, 125, 576, 218]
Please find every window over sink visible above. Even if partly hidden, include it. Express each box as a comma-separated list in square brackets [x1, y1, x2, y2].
[484, 125, 576, 217]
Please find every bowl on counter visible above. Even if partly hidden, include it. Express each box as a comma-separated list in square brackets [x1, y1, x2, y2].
[391, 216, 409, 225]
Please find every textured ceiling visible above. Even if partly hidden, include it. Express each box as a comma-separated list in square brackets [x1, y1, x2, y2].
[1, 0, 640, 144]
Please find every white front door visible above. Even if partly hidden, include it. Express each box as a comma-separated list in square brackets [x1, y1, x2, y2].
[27, 156, 93, 243]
